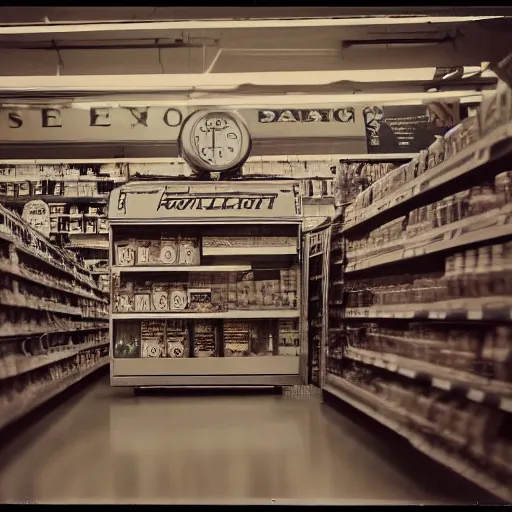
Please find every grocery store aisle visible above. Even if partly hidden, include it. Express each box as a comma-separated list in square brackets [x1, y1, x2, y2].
[0, 372, 492, 505]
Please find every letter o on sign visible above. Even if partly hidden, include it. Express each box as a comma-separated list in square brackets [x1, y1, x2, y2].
[163, 108, 183, 127]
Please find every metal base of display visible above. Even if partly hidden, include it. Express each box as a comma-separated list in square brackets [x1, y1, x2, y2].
[111, 356, 302, 386]
[112, 374, 302, 387]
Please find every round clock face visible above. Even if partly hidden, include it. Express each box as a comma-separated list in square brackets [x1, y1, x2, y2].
[179, 110, 252, 173]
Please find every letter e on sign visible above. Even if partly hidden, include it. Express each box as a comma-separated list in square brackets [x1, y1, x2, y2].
[42, 109, 62, 128]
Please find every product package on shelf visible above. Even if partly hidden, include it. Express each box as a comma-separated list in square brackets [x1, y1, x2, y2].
[133, 281, 152, 312]
[141, 320, 166, 358]
[136, 239, 162, 265]
[152, 282, 170, 312]
[192, 320, 218, 357]
[326, 81, 512, 502]
[224, 320, 251, 357]
[166, 320, 189, 358]
[278, 319, 300, 356]
[159, 236, 179, 265]
[115, 239, 136, 267]
[115, 280, 135, 312]
[114, 321, 141, 359]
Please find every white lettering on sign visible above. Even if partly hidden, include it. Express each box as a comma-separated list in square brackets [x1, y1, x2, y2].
[258, 108, 355, 123]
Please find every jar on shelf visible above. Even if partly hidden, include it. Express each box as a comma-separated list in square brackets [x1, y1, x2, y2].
[461, 249, 478, 298]
[475, 246, 493, 297]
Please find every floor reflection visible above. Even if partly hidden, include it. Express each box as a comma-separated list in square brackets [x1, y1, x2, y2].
[0, 375, 494, 504]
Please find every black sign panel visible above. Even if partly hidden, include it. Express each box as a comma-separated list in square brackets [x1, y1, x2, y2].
[258, 108, 355, 124]
[363, 103, 459, 154]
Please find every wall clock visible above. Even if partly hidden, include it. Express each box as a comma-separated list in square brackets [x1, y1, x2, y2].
[179, 110, 252, 174]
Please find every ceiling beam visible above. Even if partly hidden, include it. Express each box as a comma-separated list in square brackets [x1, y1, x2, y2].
[0, 7, 511, 25]
[0, 16, 505, 35]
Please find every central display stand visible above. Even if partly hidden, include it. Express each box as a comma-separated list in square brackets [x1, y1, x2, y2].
[107, 180, 305, 387]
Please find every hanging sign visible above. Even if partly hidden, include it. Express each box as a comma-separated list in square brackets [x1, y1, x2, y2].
[22, 200, 51, 237]
[0, 105, 367, 143]
[363, 103, 460, 154]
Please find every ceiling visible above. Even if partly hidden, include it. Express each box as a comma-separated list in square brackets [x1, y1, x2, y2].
[0, 10, 510, 158]
[0, 16, 510, 79]
[1, 7, 512, 24]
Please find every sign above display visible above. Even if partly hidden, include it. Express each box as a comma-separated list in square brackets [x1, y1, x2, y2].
[108, 181, 301, 222]
[363, 102, 460, 154]
[0, 104, 366, 143]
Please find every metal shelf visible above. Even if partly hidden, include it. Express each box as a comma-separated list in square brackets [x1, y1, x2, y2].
[0, 323, 108, 341]
[345, 206, 512, 274]
[344, 297, 512, 322]
[324, 373, 512, 503]
[0, 358, 108, 430]
[0, 341, 109, 381]
[113, 309, 300, 320]
[341, 122, 512, 236]
[343, 346, 512, 413]
[113, 265, 252, 273]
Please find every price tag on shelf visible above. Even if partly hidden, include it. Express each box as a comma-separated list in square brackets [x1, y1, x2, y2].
[387, 362, 398, 373]
[398, 368, 416, 379]
[432, 378, 451, 391]
[467, 310, 483, 320]
[499, 397, 512, 413]
[467, 388, 485, 403]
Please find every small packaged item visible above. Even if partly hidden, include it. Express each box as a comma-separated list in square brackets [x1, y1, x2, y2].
[141, 320, 165, 358]
[152, 282, 169, 311]
[115, 240, 136, 266]
[169, 286, 188, 310]
[134, 282, 151, 312]
[159, 236, 178, 265]
[115, 281, 134, 312]
[177, 237, 200, 265]
[193, 320, 217, 357]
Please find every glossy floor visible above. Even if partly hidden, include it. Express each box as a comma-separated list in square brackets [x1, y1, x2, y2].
[0, 372, 494, 505]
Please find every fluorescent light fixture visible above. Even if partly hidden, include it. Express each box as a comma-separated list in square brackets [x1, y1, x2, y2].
[0, 69, 446, 92]
[54, 90, 483, 109]
[0, 16, 505, 35]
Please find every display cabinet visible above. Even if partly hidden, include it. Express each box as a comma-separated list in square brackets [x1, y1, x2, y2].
[302, 221, 331, 387]
[107, 179, 305, 387]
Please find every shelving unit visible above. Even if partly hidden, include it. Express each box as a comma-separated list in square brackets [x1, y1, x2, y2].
[0, 163, 128, 286]
[0, 203, 109, 430]
[107, 179, 305, 387]
[302, 222, 331, 387]
[323, 81, 512, 502]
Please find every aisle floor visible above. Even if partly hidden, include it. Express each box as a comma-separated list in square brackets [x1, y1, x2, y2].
[0, 373, 490, 505]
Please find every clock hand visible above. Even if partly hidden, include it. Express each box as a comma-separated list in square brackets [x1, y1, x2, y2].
[212, 127, 216, 164]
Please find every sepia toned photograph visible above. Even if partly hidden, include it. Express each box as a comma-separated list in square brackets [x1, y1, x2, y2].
[0, 5, 511, 506]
